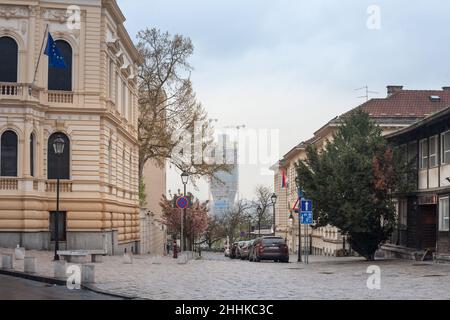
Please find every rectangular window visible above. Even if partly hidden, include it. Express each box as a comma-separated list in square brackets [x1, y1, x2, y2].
[429, 135, 438, 168]
[442, 131, 450, 165]
[114, 72, 119, 107]
[109, 60, 114, 101]
[398, 199, 408, 227]
[439, 197, 449, 232]
[49, 211, 67, 241]
[122, 81, 127, 116]
[419, 139, 428, 169]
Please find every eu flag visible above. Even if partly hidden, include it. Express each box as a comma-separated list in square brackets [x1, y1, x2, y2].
[44, 32, 67, 69]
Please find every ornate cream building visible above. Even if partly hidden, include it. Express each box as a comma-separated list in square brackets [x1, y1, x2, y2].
[0, 0, 142, 254]
[273, 86, 450, 256]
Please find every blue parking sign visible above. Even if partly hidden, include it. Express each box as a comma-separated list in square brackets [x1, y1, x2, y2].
[301, 212, 313, 225]
[301, 200, 313, 212]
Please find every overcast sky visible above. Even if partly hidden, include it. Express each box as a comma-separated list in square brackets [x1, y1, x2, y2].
[118, 0, 450, 200]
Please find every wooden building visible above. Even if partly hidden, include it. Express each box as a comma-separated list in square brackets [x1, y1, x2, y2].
[386, 107, 450, 261]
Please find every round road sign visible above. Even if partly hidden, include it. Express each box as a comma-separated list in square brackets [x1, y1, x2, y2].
[176, 196, 189, 209]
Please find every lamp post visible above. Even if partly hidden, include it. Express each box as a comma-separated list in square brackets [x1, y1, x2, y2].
[181, 171, 189, 251]
[270, 193, 277, 236]
[295, 176, 303, 263]
[257, 205, 262, 237]
[52, 135, 65, 261]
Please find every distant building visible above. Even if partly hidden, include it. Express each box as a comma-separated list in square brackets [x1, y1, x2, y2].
[141, 160, 167, 256]
[272, 86, 450, 256]
[209, 134, 239, 216]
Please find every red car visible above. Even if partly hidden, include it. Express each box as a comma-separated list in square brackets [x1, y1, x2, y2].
[252, 236, 289, 263]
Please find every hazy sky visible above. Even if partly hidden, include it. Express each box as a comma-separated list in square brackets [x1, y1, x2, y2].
[118, 0, 450, 200]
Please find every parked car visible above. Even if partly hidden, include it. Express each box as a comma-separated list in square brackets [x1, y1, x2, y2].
[252, 236, 289, 263]
[237, 241, 251, 260]
[229, 242, 239, 259]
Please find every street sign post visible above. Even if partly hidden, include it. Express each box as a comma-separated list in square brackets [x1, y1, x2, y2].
[300, 199, 313, 264]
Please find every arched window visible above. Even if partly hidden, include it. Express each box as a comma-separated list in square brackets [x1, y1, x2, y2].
[47, 133, 70, 180]
[30, 133, 35, 177]
[48, 40, 72, 91]
[0, 36, 18, 83]
[1, 130, 18, 177]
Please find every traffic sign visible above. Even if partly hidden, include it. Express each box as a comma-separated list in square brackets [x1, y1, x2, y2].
[301, 200, 313, 212]
[301, 211, 313, 225]
[176, 196, 189, 209]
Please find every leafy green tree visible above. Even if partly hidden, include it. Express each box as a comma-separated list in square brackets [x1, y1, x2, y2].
[296, 110, 399, 260]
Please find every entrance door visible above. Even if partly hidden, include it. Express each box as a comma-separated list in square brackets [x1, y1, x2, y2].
[420, 205, 437, 250]
[49, 211, 67, 242]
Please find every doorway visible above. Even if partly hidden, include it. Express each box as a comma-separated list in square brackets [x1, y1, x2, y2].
[420, 205, 437, 250]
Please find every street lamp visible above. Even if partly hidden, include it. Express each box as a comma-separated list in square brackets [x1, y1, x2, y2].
[257, 205, 262, 237]
[52, 135, 65, 261]
[181, 171, 189, 251]
[270, 193, 277, 236]
[295, 176, 303, 263]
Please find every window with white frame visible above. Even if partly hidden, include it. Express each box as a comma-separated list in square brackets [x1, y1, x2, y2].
[419, 139, 428, 169]
[442, 131, 450, 165]
[439, 197, 449, 232]
[429, 135, 438, 168]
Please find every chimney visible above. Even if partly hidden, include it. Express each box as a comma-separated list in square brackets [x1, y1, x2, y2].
[387, 85, 403, 97]
[442, 87, 450, 91]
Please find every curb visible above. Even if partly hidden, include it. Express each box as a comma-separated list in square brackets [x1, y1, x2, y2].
[0, 268, 138, 300]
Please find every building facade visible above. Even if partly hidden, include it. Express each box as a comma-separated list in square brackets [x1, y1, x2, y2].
[0, 0, 142, 254]
[386, 107, 450, 261]
[273, 86, 450, 256]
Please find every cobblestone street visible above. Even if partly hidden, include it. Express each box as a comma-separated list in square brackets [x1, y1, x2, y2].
[1, 249, 450, 300]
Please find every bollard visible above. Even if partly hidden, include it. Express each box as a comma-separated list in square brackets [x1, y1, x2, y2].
[177, 253, 188, 265]
[24, 256, 36, 274]
[53, 260, 67, 280]
[123, 252, 133, 264]
[81, 264, 95, 284]
[1, 254, 13, 270]
[14, 245, 25, 260]
[151, 255, 162, 265]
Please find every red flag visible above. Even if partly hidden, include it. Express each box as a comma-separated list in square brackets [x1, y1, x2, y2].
[281, 170, 287, 188]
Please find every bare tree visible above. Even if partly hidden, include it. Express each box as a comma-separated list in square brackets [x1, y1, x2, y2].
[252, 185, 273, 229]
[137, 28, 229, 184]
[223, 200, 252, 243]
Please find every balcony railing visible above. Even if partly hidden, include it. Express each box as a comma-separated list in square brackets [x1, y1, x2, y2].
[0, 82, 41, 102]
[45, 181, 73, 193]
[47, 91, 74, 104]
[0, 178, 18, 191]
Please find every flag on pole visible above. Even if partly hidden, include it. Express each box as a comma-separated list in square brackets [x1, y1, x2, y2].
[44, 32, 67, 69]
[281, 170, 287, 188]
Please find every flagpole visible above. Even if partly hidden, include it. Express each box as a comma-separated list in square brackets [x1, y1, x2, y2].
[32, 24, 49, 87]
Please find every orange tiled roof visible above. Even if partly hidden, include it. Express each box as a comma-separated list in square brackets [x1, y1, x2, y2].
[356, 89, 450, 118]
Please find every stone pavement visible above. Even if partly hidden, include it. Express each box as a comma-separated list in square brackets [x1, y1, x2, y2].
[1, 248, 450, 300]
[0, 274, 121, 300]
